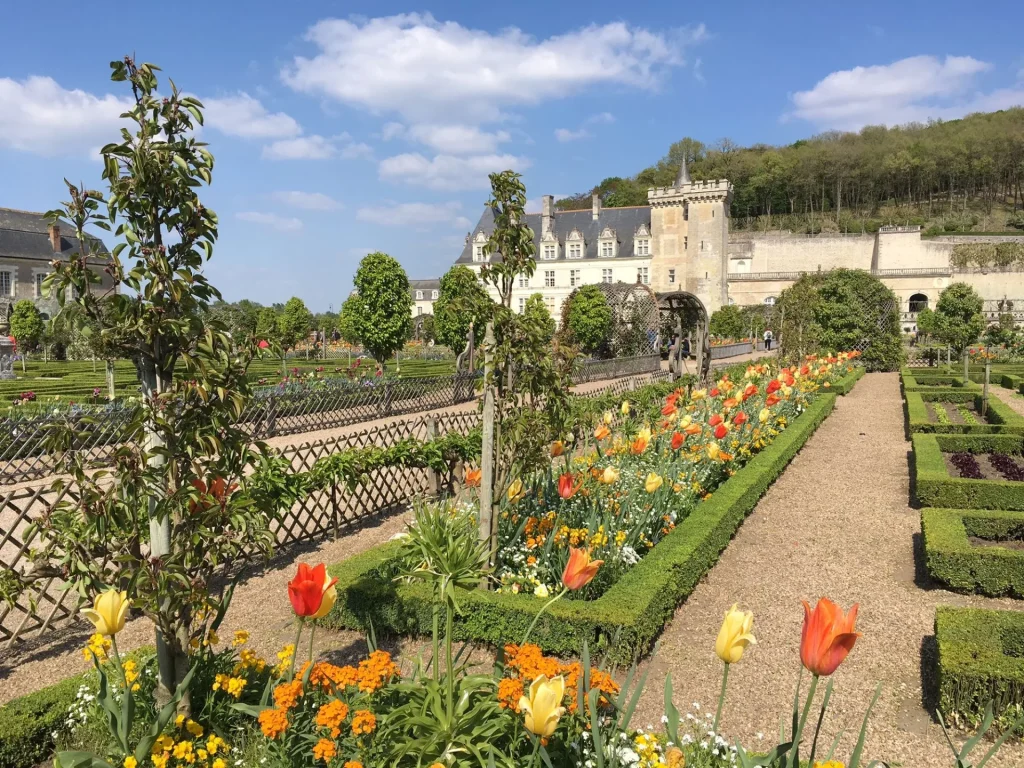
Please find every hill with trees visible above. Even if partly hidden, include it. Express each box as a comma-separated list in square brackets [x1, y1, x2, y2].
[556, 108, 1024, 235]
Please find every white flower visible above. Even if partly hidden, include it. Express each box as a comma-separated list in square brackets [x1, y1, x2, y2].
[693, 702, 701, 710]
[534, 583, 550, 598]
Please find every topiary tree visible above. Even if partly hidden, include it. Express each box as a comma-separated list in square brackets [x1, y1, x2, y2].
[433, 265, 492, 351]
[350, 251, 413, 369]
[338, 293, 363, 347]
[523, 293, 555, 342]
[278, 296, 313, 353]
[709, 304, 744, 340]
[9, 300, 44, 372]
[564, 284, 612, 357]
[932, 282, 985, 355]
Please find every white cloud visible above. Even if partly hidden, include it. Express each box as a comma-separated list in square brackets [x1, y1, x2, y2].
[282, 14, 705, 124]
[236, 211, 304, 231]
[554, 127, 590, 142]
[381, 122, 406, 140]
[262, 135, 337, 160]
[407, 124, 511, 154]
[273, 191, 344, 211]
[0, 75, 131, 156]
[203, 92, 301, 138]
[788, 55, 1024, 130]
[357, 200, 468, 230]
[340, 141, 374, 159]
[378, 152, 530, 190]
[586, 112, 616, 124]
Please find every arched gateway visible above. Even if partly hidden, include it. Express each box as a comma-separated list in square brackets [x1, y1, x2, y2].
[658, 291, 711, 385]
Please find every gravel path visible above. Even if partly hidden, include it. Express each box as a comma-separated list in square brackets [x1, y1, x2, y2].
[632, 372, 1024, 766]
[989, 383, 1024, 420]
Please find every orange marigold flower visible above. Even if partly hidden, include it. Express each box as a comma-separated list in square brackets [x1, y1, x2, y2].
[312, 739, 337, 763]
[497, 677, 524, 710]
[343, 762, 364, 768]
[273, 680, 303, 710]
[357, 651, 399, 693]
[351, 710, 377, 735]
[316, 699, 350, 738]
[259, 707, 289, 740]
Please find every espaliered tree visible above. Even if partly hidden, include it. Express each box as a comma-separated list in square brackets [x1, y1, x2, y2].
[349, 251, 413, 370]
[14, 58, 294, 711]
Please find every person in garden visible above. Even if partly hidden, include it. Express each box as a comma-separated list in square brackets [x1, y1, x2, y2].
[763, 328, 773, 350]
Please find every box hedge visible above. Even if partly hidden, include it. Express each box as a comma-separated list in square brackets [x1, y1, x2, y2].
[0, 671, 88, 768]
[904, 391, 1024, 435]
[901, 369, 979, 393]
[325, 386, 847, 665]
[912, 434, 1024, 510]
[922, 508, 1024, 596]
[935, 606, 1024, 731]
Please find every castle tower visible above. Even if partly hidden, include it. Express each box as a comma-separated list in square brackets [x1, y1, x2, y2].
[648, 159, 734, 314]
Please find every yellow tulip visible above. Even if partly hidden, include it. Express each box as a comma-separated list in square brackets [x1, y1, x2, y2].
[82, 588, 130, 636]
[603, 410, 614, 425]
[621, 400, 631, 416]
[706, 443, 720, 461]
[644, 473, 663, 493]
[518, 675, 566, 737]
[637, 426, 652, 443]
[600, 466, 620, 484]
[678, 415, 692, 428]
[715, 604, 756, 664]
[759, 408, 770, 423]
[692, 388, 706, 401]
[507, 478, 526, 503]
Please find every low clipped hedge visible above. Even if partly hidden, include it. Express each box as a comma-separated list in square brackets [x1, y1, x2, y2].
[936, 606, 1024, 732]
[912, 434, 1024, 510]
[325, 389, 844, 664]
[0, 671, 88, 768]
[922, 508, 1024, 596]
[1001, 374, 1024, 391]
[901, 369, 980, 393]
[904, 391, 1024, 435]
[828, 364, 865, 395]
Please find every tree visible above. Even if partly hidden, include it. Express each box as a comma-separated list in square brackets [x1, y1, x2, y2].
[350, 252, 413, 368]
[563, 285, 612, 357]
[932, 282, 986, 354]
[523, 293, 555, 342]
[709, 305, 744, 340]
[9, 300, 44, 371]
[278, 296, 313, 352]
[255, 306, 280, 344]
[479, 170, 535, 308]
[418, 314, 436, 343]
[434, 265, 492, 351]
[338, 294, 363, 347]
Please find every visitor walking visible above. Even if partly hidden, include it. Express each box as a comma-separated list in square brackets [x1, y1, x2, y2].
[763, 328, 773, 351]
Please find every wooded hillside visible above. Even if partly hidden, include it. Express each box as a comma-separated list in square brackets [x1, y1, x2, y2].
[556, 108, 1024, 234]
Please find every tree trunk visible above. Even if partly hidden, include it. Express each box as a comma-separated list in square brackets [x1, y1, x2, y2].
[106, 359, 115, 400]
[478, 322, 496, 588]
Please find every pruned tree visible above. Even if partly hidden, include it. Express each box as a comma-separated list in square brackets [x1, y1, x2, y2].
[278, 296, 313, 352]
[350, 251, 413, 369]
[434, 265, 492, 351]
[523, 293, 555, 343]
[338, 293, 363, 347]
[8, 300, 44, 372]
[563, 284, 612, 357]
[932, 282, 986, 354]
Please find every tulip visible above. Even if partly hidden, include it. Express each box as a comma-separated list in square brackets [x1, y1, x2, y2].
[767, 379, 781, 394]
[507, 478, 526, 503]
[518, 675, 566, 737]
[709, 387, 720, 397]
[707, 443, 721, 461]
[603, 410, 614, 425]
[800, 598, 861, 677]
[678, 415, 692, 428]
[621, 400, 631, 415]
[766, 393, 781, 407]
[630, 436, 648, 454]
[714, 424, 728, 440]
[671, 432, 685, 450]
[550, 440, 565, 458]
[600, 466, 620, 484]
[709, 414, 723, 427]
[691, 388, 706, 401]
[759, 408, 771, 423]
[743, 384, 758, 401]
[661, 402, 678, 417]
[558, 472, 582, 499]
[562, 547, 603, 590]
[288, 563, 339, 619]
[594, 425, 611, 441]
[644, 473, 663, 493]
[733, 412, 748, 426]
[715, 604, 756, 664]
[465, 468, 482, 488]
[722, 397, 739, 410]
[684, 423, 701, 436]
[82, 589, 130, 637]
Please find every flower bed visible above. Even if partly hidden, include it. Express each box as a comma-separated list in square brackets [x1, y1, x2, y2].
[900, 369, 980, 394]
[325, 359, 864, 662]
[912, 434, 1024, 510]
[904, 390, 1024, 434]
[936, 606, 1024, 734]
[922, 508, 1024, 596]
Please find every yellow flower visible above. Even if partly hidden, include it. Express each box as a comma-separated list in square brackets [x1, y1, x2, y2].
[232, 630, 249, 647]
[620, 400, 631, 415]
[81, 589, 130, 636]
[665, 746, 685, 767]
[644, 473, 663, 494]
[678, 415, 692, 428]
[507, 478, 526, 503]
[692, 388, 706, 401]
[185, 719, 204, 737]
[759, 408, 770, 423]
[603, 410, 614, 425]
[600, 466, 620, 484]
[706, 443, 721, 461]
[213, 760, 227, 768]
[124, 758, 138, 768]
[812, 762, 844, 768]
[518, 675, 566, 737]
[715, 604, 756, 664]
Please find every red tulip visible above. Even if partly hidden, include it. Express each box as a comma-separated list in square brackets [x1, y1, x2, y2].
[257, 340, 270, 349]
[714, 424, 728, 439]
[562, 547, 603, 590]
[733, 412, 748, 425]
[767, 379, 781, 394]
[558, 472, 582, 499]
[709, 387, 720, 397]
[766, 393, 781, 407]
[288, 563, 338, 618]
[662, 402, 678, 416]
[671, 432, 685, 450]
[709, 414, 723, 427]
[742, 384, 758, 401]
[800, 598, 861, 677]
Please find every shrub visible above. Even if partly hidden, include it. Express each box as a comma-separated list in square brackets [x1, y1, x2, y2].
[0, 672, 87, 768]
[923, 509, 1024, 596]
[562, 285, 612, 357]
[912, 433, 1024, 510]
[904, 391, 1024, 434]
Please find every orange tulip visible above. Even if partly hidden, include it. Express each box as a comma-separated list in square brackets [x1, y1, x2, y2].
[630, 437, 648, 454]
[594, 425, 611, 441]
[742, 384, 758, 401]
[550, 440, 565, 457]
[558, 472, 582, 499]
[562, 547, 603, 590]
[765, 393, 780, 407]
[714, 424, 728, 439]
[288, 563, 338, 619]
[465, 468, 482, 488]
[800, 598, 861, 677]
[661, 402, 678, 417]
[671, 432, 685, 450]
[733, 412, 748, 426]
[709, 414, 723, 427]
[722, 398, 739, 410]
[684, 423, 701, 436]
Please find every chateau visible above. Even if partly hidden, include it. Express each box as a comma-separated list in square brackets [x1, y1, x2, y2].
[452, 161, 1024, 330]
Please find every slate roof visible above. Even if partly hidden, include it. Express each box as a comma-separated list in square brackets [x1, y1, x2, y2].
[0, 207, 109, 262]
[455, 205, 652, 264]
[409, 278, 441, 298]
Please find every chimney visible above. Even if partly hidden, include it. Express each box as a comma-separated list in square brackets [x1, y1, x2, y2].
[540, 195, 554, 235]
[592, 193, 601, 221]
[48, 223, 61, 253]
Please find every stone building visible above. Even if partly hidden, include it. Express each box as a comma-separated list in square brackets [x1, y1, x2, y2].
[449, 160, 1024, 330]
[0, 207, 115, 330]
[409, 278, 440, 317]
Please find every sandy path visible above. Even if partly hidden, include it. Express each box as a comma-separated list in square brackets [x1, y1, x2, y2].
[632, 372, 1024, 766]
[989, 382, 1024, 419]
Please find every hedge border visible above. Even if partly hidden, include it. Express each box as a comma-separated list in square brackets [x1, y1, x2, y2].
[901, 369, 980, 393]
[326, 371, 861, 664]
[922, 508, 1024, 596]
[904, 391, 1024, 435]
[935, 606, 1024, 731]
[912, 433, 1024, 510]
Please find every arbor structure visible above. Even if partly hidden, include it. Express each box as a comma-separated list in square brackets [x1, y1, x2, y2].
[350, 251, 413, 368]
[433, 264, 491, 351]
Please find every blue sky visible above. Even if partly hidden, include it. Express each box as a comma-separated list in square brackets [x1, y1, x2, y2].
[1, 0, 1022, 311]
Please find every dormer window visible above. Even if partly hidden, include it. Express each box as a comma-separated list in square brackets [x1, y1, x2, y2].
[566, 228, 584, 259]
[633, 224, 651, 257]
[416, 290, 423, 300]
[540, 231, 558, 260]
[598, 227, 618, 258]
[431, 290, 438, 300]
[542, 244, 556, 260]
[472, 232, 489, 262]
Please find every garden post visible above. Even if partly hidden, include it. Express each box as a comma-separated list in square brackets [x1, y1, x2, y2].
[963, 349, 969, 384]
[946, 345, 951, 369]
[425, 416, 440, 496]
[479, 322, 496, 586]
[982, 357, 990, 418]
[106, 359, 115, 400]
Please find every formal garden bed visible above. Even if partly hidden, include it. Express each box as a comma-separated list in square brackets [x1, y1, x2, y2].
[901, 369, 981, 393]
[922, 508, 1024, 596]
[904, 390, 1024, 434]
[912, 434, 1024, 509]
